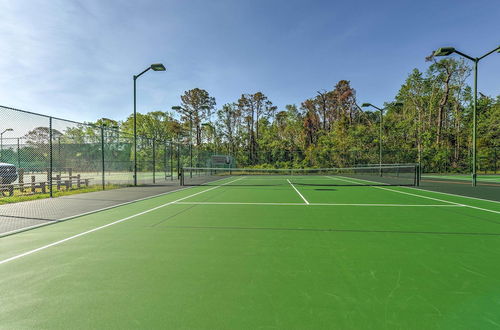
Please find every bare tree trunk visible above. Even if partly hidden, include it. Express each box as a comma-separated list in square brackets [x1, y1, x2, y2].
[436, 70, 451, 145]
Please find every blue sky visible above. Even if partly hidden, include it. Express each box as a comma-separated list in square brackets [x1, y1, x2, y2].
[0, 0, 498, 123]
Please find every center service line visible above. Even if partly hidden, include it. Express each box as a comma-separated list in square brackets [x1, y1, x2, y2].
[287, 179, 309, 205]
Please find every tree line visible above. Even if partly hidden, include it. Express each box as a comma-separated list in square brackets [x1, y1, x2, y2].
[120, 57, 498, 173]
[16, 57, 499, 173]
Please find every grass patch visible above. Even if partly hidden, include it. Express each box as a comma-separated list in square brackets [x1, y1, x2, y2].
[0, 184, 125, 205]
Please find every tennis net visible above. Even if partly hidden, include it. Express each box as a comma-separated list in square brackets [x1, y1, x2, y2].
[180, 165, 420, 186]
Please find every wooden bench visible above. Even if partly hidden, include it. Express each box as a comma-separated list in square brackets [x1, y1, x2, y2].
[0, 175, 93, 197]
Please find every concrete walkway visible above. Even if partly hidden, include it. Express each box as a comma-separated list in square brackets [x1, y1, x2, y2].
[0, 183, 183, 237]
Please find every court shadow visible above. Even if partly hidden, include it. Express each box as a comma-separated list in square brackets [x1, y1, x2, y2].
[315, 188, 337, 191]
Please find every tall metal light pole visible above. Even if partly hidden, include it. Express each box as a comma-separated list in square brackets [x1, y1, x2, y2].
[360, 102, 403, 176]
[433, 45, 500, 186]
[361, 103, 384, 168]
[201, 122, 216, 153]
[133, 63, 166, 186]
[0, 128, 13, 162]
[172, 106, 194, 169]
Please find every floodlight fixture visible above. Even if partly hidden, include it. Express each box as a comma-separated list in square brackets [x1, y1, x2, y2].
[132, 63, 166, 185]
[430, 44, 500, 185]
[433, 47, 456, 56]
[151, 63, 166, 71]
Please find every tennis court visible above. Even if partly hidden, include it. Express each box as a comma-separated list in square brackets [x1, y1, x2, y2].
[423, 174, 500, 184]
[1, 166, 500, 329]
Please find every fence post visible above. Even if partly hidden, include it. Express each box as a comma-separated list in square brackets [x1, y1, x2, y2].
[152, 138, 156, 184]
[101, 125, 105, 190]
[177, 140, 180, 180]
[494, 147, 497, 174]
[163, 140, 167, 181]
[169, 140, 173, 181]
[17, 138, 20, 168]
[19, 169, 24, 192]
[49, 117, 53, 197]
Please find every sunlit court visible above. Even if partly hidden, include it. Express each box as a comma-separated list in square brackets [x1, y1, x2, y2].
[2, 166, 500, 328]
[1, 0, 499, 329]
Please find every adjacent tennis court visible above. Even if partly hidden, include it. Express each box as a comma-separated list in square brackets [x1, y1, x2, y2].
[1, 167, 500, 329]
[423, 174, 500, 184]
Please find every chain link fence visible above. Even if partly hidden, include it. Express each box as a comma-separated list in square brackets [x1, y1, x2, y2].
[0, 105, 178, 204]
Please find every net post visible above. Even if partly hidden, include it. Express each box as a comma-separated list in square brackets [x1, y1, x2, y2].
[414, 164, 419, 186]
[417, 164, 421, 186]
[49, 117, 53, 198]
[176, 140, 180, 180]
[163, 140, 167, 180]
[180, 167, 184, 186]
[169, 140, 173, 181]
[101, 125, 105, 190]
[152, 138, 156, 184]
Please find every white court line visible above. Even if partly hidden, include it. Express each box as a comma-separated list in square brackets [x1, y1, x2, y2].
[0, 177, 244, 266]
[415, 184, 500, 204]
[424, 175, 500, 183]
[287, 179, 309, 204]
[0, 186, 196, 238]
[174, 201, 464, 207]
[331, 175, 465, 207]
[332, 176, 500, 215]
[0, 174, 238, 238]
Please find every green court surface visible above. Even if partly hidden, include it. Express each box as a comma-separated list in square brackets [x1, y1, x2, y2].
[423, 174, 500, 184]
[1, 175, 500, 329]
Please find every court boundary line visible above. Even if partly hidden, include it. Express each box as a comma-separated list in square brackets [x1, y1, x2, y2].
[423, 175, 500, 182]
[330, 176, 463, 206]
[287, 179, 309, 204]
[0, 186, 193, 238]
[0, 177, 243, 266]
[173, 201, 464, 207]
[331, 176, 499, 214]
[415, 186, 500, 204]
[0, 175, 240, 238]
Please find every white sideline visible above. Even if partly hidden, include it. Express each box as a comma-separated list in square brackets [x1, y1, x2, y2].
[331, 176, 500, 215]
[0, 177, 243, 266]
[0, 186, 195, 238]
[416, 184, 500, 204]
[287, 179, 309, 204]
[0, 174, 238, 238]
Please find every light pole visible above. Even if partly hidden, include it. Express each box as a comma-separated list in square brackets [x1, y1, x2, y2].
[433, 45, 500, 186]
[361, 103, 403, 168]
[133, 63, 166, 186]
[0, 128, 14, 162]
[201, 122, 216, 154]
[361, 103, 384, 169]
[172, 106, 194, 169]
